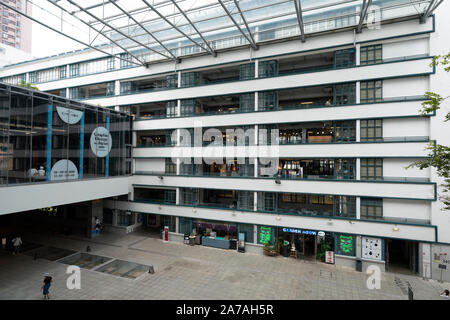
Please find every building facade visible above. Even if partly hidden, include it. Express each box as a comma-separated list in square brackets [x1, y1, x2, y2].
[0, 0, 449, 281]
[0, 0, 31, 53]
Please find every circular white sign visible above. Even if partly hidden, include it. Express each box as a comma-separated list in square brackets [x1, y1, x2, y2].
[56, 106, 83, 124]
[90, 127, 112, 158]
[50, 159, 79, 181]
[318, 231, 326, 237]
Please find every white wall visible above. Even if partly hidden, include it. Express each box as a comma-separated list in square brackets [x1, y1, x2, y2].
[135, 158, 165, 173]
[383, 117, 430, 138]
[383, 158, 430, 179]
[429, 0, 450, 243]
[383, 198, 431, 222]
[383, 38, 429, 60]
[383, 76, 429, 98]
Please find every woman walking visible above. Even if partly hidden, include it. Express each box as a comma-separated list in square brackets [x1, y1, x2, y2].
[41, 274, 52, 300]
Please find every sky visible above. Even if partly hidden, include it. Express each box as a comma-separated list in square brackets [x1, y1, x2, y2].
[30, 0, 96, 59]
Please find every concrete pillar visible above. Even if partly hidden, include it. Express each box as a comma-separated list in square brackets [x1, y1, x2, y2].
[253, 224, 258, 244]
[356, 197, 361, 219]
[356, 235, 362, 258]
[115, 80, 120, 96]
[355, 43, 361, 66]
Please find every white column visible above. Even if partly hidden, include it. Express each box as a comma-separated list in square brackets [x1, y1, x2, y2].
[356, 120, 361, 142]
[253, 192, 258, 212]
[356, 197, 361, 219]
[177, 71, 182, 88]
[115, 80, 120, 96]
[176, 188, 180, 205]
[253, 224, 258, 244]
[255, 59, 259, 79]
[177, 99, 181, 117]
[355, 43, 361, 66]
[356, 81, 361, 104]
[175, 216, 179, 234]
[254, 92, 259, 111]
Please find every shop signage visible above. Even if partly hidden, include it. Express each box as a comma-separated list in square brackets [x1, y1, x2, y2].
[282, 227, 317, 236]
[362, 237, 382, 261]
[325, 251, 335, 264]
[50, 159, 79, 181]
[56, 106, 83, 125]
[338, 234, 354, 255]
[90, 127, 112, 157]
[259, 226, 272, 244]
[318, 231, 325, 237]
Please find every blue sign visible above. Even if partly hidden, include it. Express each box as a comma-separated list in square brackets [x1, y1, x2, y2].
[282, 228, 317, 236]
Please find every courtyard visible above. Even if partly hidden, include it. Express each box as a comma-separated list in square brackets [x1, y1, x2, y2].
[0, 231, 448, 300]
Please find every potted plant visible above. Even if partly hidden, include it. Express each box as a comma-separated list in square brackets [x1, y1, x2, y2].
[263, 243, 278, 256]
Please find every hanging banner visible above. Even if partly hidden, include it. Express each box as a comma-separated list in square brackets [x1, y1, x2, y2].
[50, 159, 79, 181]
[90, 126, 112, 158]
[56, 106, 83, 124]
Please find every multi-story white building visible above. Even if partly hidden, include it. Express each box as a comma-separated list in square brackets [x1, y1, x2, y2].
[0, 0, 449, 281]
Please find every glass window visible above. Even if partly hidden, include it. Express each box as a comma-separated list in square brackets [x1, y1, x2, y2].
[120, 53, 133, 68]
[107, 57, 115, 71]
[334, 83, 356, 105]
[361, 198, 383, 220]
[334, 49, 356, 68]
[163, 215, 176, 232]
[239, 93, 254, 112]
[118, 210, 133, 226]
[59, 66, 67, 79]
[360, 119, 383, 141]
[258, 60, 278, 78]
[238, 191, 254, 210]
[239, 63, 255, 80]
[179, 217, 192, 235]
[106, 82, 115, 96]
[334, 120, 356, 142]
[165, 74, 178, 88]
[166, 100, 177, 118]
[258, 91, 277, 111]
[334, 196, 356, 217]
[69, 63, 79, 77]
[360, 45, 382, 65]
[360, 80, 383, 103]
[238, 223, 254, 243]
[361, 158, 383, 180]
[181, 72, 200, 87]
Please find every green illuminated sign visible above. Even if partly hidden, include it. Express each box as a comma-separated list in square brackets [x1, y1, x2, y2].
[338, 235, 354, 255]
[259, 226, 272, 245]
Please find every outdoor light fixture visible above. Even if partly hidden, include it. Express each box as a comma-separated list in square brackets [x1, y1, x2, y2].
[276, 216, 281, 221]
[393, 226, 399, 231]
[275, 180, 281, 184]
[158, 176, 164, 180]
[327, 219, 333, 225]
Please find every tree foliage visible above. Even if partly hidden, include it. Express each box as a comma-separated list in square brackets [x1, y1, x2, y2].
[17, 80, 39, 91]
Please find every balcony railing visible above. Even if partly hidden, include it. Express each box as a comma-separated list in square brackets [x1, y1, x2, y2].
[133, 95, 428, 121]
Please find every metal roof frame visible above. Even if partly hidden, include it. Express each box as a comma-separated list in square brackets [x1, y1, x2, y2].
[293, 0, 306, 43]
[420, 0, 443, 23]
[64, 0, 173, 62]
[218, 0, 258, 50]
[356, 0, 372, 34]
[108, 0, 178, 61]
[2, 1, 143, 67]
[169, 0, 217, 56]
[140, 0, 215, 57]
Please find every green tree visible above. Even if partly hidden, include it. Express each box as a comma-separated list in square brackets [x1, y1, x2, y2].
[17, 80, 39, 91]
[408, 54, 450, 209]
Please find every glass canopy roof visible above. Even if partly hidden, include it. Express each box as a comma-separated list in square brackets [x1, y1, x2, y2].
[7, 0, 443, 65]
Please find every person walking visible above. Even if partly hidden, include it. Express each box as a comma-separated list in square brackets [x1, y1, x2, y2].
[94, 216, 102, 234]
[41, 274, 52, 300]
[11, 236, 22, 255]
[440, 289, 450, 299]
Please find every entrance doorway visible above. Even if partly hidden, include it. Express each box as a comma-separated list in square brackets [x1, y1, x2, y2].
[294, 234, 317, 260]
[386, 239, 418, 274]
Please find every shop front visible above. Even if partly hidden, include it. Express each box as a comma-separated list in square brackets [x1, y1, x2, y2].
[191, 219, 238, 250]
[277, 227, 334, 262]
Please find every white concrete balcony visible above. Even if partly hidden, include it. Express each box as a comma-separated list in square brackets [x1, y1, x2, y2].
[133, 99, 430, 131]
[104, 200, 437, 242]
[86, 57, 433, 107]
[133, 139, 431, 159]
[0, 176, 131, 215]
[131, 174, 435, 201]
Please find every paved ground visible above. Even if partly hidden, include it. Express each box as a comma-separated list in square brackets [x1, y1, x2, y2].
[0, 231, 448, 300]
